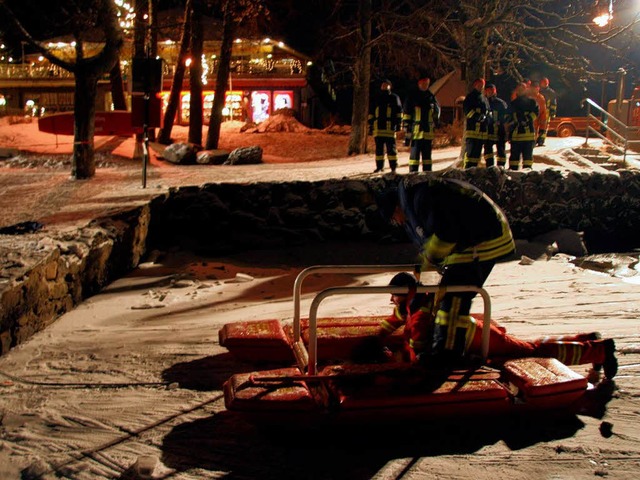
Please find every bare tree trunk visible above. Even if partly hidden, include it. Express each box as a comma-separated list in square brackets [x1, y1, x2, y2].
[147, 0, 158, 141]
[158, 0, 192, 144]
[188, 0, 204, 146]
[347, 0, 372, 156]
[133, 0, 148, 160]
[109, 62, 127, 110]
[73, 69, 98, 179]
[205, 0, 234, 150]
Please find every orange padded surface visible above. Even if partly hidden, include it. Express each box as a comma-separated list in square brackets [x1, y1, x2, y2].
[321, 364, 509, 411]
[218, 319, 294, 362]
[503, 357, 588, 397]
[224, 367, 317, 412]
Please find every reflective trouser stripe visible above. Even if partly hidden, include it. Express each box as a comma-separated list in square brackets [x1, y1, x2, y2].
[556, 342, 583, 365]
[435, 300, 477, 353]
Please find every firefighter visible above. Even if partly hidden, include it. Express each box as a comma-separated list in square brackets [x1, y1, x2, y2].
[507, 83, 539, 170]
[378, 272, 618, 380]
[368, 79, 403, 173]
[402, 73, 440, 172]
[483, 83, 509, 167]
[538, 77, 558, 146]
[530, 81, 548, 147]
[463, 78, 490, 168]
[379, 272, 434, 362]
[376, 177, 515, 365]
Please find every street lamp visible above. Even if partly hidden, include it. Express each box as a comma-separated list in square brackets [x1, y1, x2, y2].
[593, 0, 613, 27]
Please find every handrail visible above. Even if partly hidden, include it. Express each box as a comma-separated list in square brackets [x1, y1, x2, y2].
[302, 284, 491, 376]
[583, 98, 640, 165]
[292, 264, 423, 340]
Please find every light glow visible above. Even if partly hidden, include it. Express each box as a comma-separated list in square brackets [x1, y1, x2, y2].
[593, 13, 612, 27]
[593, 0, 613, 27]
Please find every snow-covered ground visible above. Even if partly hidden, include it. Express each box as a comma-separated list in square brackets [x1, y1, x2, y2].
[0, 119, 639, 479]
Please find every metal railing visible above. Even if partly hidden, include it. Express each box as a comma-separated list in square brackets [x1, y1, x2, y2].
[302, 284, 492, 376]
[583, 98, 640, 165]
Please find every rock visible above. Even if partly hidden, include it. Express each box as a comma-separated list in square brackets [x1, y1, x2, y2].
[225, 146, 263, 165]
[162, 143, 198, 165]
[519, 255, 535, 265]
[134, 455, 158, 479]
[531, 228, 588, 257]
[196, 149, 230, 165]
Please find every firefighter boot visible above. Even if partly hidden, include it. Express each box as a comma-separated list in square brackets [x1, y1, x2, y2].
[593, 339, 618, 380]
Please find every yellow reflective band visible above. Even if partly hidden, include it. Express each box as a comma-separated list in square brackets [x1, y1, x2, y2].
[435, 310, 449, 326]
[445, 221, 514, 265]
[444, 298, 461, 350]
[464, 316, 477, 353]
[558, 344, 567, 363]
[380, 320, 396, 333]
[425, 235, 456, 262]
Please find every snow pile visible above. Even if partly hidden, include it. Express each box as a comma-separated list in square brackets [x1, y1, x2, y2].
[244, 109, 311, 133]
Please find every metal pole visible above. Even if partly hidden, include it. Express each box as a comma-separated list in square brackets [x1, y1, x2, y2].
[142, 92, 149, 189]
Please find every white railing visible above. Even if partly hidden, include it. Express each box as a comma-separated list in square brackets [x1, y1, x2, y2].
[583, 98, 640, 165]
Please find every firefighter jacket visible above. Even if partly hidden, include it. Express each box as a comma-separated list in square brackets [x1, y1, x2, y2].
[540, 86, 557, 118]
[368, 90, 403, 138]
[487, 96, 509, 141]
[533, 92, 547, 130]
[379, 290, 433, 357]
[508, 95, 539, 142]
[402, 89, 440, 141]
[463, 89, 490, 140]
[397, 178, 515, 269]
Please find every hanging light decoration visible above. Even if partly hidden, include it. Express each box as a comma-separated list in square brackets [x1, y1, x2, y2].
[114, 0, 136, 32]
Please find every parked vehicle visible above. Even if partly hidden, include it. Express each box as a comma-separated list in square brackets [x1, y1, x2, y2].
[548, 116, 600, 137]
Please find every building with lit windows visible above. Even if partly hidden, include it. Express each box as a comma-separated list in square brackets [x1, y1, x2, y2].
[0, 13, 329, 128]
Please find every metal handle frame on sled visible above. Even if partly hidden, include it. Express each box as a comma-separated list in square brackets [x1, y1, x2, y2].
[292, 264, 423, 339]
[290, 265, 492, 376]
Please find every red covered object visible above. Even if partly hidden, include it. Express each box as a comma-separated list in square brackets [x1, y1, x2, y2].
[218, 319, 294, 363]
[503, 357, 588, 409]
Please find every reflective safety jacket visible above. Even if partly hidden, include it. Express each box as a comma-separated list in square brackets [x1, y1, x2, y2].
[397, 178, 515, 268]
[402, 89, 440, 141]
[487, 96, 509, 141]
[540, 86, 558, 119]
[463, 89, 490, 140]
[508, 95, 539, 142]
[379, 290, 434, 357]
[368, 90, 403, 138]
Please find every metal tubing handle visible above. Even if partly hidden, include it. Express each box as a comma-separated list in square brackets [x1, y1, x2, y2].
[304, 285, 491, 376]
[292, 264, 422, 341]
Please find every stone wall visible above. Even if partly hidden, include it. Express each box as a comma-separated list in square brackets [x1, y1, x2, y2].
[2, 168, 640, 356]
[0, 206, 150, 355]
[147, 169, 640, 255]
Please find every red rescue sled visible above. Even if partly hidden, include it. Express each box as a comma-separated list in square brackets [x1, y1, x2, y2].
[220, 265, 589, 425]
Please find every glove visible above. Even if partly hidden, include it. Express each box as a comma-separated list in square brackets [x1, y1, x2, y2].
[368, 126, 373, 136]
[404, 132, 412, 146]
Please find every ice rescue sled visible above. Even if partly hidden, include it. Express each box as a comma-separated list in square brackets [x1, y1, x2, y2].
[221, 265, 589, 424]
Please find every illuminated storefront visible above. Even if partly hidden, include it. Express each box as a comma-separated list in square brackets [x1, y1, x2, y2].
[161, 88, 296, 125]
